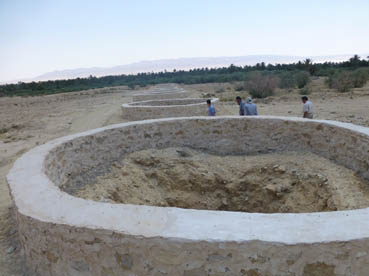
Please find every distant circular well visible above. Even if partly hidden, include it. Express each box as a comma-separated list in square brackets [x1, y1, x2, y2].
[121, 98, 218, 120]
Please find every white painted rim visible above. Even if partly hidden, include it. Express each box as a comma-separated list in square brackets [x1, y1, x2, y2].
[132, 88, 186, 96]
[122, 98, 219, 108]
[7, 116, 369, 244]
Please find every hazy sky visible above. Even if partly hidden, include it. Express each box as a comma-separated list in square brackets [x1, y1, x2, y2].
[1, 0, 369, 82]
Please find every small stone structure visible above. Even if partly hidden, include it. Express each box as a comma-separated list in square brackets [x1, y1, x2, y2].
[7, 116, 369, 275]
[121, 98, 218, 121]
[132, 90, 188, 102]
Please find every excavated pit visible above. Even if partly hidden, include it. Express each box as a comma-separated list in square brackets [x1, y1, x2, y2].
[69, 147, 369, 213]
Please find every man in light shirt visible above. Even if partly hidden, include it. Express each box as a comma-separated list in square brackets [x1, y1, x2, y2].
[301, 96, 313, 119]
[245, 97, 258, 116]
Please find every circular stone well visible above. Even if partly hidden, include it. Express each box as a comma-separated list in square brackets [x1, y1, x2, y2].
[121, 98, 218, 121]
[7, 116, 369, 275]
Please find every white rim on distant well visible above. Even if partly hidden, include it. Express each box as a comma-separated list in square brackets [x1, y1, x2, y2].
[132, 88, 186, 96]
[122, 98, 219, 108]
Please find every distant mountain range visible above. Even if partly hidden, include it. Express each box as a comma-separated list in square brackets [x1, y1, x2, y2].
[3, 54, 368, 84]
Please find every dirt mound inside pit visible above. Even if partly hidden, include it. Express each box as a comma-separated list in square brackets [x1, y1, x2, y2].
[72, 148, 369, 213]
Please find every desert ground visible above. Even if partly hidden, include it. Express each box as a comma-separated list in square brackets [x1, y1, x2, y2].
[1, 80, 369, 274]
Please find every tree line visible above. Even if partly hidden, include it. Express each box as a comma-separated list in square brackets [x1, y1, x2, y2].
[1, 55, 368, 97]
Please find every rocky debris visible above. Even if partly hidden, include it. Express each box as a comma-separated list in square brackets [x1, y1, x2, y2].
[6, 246, 15, 254]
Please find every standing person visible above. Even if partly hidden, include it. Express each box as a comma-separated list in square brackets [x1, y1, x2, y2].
[301, 96, 313, 119]
[235, 96, 246, 116]
[244, 97, 258, 116]
[207, 99, 216, 116]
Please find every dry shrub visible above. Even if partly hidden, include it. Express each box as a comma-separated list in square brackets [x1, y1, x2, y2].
[326, 71, 354, 92]
[335, 71, 355, 92]
[352, 68, 369, 88]
[299, 86, 312, 95]
[234, 83, 245, 91]
[295, 71, 311, 88]
[245, 72, 280, 98]
[279, 72, 296, 89]
[326, 69, 369, 92]
[215, 87, 225, 93]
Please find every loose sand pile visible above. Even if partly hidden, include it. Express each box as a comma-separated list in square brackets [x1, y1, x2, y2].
[72, 147, 369, 213]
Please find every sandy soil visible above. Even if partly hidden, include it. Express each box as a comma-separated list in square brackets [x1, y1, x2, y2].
[72, 148, 369, 213]
[0, 81, 369, 274]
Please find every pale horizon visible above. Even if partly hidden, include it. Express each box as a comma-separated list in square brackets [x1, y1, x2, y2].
[1, 0, 369, 82]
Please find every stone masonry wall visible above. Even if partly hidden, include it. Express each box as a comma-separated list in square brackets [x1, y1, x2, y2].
[17, 212, 369, 276]
[121, 98, 218, 121]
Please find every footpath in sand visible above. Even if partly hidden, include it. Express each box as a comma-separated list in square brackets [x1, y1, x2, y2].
[1, 83, 369, 274]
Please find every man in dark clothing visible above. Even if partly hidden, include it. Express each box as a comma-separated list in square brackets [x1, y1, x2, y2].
[235, 96, 246, 116]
